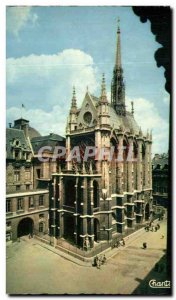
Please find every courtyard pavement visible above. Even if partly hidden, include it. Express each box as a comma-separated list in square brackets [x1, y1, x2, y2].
[6, 218, 170, 295]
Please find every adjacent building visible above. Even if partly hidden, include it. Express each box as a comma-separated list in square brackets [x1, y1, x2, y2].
[6, 118, 65, 241]
[152, 153, 168, 208]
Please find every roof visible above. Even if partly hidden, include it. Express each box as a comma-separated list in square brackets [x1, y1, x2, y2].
[81, 92, 140, 134]
[152, 153, 168, 170]
[6, 128, 31, 159]
[80, 92, 140, 134]
[31, 133, 65, 153]
[90, 94, 99, 106]
[109, 105, 140, 134]
[28, 127, 41, 139]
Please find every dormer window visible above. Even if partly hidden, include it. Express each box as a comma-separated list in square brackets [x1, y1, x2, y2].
[13, 139, 21, 147]
[22, 152, 26, 159]
[14, 150, 20, 159]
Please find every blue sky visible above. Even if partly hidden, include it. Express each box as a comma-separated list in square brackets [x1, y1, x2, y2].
[6, 6, 169, 154]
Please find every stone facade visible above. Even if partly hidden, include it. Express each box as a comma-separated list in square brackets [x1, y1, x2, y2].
[6, 120, 65, 242]
[152, 153, 168, 208]
[50, 24, 153, 250]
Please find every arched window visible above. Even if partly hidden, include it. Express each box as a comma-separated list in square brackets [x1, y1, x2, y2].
[133, 141, 138, 159]
[123, 139, 129, 161]
[93, 181, 99, 208]
[142, 143, 146, 160]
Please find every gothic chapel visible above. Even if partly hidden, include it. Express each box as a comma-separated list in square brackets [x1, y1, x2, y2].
[50, 22, 153, 249]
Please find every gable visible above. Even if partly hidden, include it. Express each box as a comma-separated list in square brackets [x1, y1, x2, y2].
[77, 92, 98, 128]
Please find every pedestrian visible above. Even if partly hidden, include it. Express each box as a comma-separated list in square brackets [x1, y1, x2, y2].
[28, 233, 31, 239]
[102, 254, 107, 264]
[145, 225, 149, 232]
[143, 242, 147, 249]
[117, 240, 120, 248]
[96, 257, 101, 269]
[121, 238, 125, 246]
[93, 256, 97, 267]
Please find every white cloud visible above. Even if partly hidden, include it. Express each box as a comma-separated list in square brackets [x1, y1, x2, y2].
[6, 7, 38, 36]
[6, 48, 99, 136]
[126, 97, 169, 155]
[7, 105, 67, 137]
[6, 49, 99, 109]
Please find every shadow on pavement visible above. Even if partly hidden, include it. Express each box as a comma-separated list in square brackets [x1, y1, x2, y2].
[132, 254, 172, 295]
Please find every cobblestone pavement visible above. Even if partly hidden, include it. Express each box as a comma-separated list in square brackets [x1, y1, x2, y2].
[6, 219, 168, 295]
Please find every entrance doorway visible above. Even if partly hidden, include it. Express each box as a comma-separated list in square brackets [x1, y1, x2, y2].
[94, 218, 100, 242]
[145, 203, 150, 221]
[63, 214, 75, 243]
[17, 217, 34, 237]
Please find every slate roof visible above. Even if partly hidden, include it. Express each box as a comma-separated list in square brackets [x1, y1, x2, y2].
[87, 93, 140, 134]
[6, 128, 31, 159]
[28, 127, 41, 139]
[31, 133, 65, 153]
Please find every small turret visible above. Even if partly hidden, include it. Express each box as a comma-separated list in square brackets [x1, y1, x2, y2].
[99, 73, 108, 103]
[98, 74, 110, 127]
[70, 86, 77, 113]
[69, 86, 78, 131]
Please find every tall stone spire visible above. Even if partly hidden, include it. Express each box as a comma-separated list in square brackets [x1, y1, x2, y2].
[70, 86, 77, 112]
[115, 18, 121, 69]
[100, 73, 108, 103]
[111, 18, 126, 116]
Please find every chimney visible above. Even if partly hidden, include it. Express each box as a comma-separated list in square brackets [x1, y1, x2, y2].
[14, 118, 29, 137]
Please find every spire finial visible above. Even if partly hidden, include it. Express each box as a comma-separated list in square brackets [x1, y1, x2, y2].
[117, 17, 120, 33]
[131, 101, 134, 115]
[86, 86, 89, 93]
[70, 86, 77, 112]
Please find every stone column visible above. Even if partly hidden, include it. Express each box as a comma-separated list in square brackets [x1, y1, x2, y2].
[136, 138, 143, 191]
[74, 178, 78, 245]
[88, 179, 94, 248]
[144, 141, 149, 189]
[66, 134, 71, 171]
[79, 177, 88, 249]
[127, 136, 133, 193]
[95, 129, 101, 173]
[58, 175, 64, 237]
[148, 141, 152, 189]
[117, 134, 124, 194]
